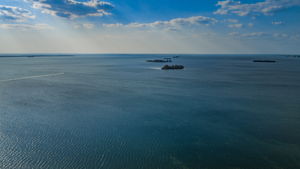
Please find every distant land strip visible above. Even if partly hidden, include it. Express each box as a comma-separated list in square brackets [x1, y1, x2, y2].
[0, 73, 64, 83]
[0, 55, 74, 58]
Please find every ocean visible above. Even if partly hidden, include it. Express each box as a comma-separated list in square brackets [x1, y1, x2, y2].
[0, 54, 299, 169]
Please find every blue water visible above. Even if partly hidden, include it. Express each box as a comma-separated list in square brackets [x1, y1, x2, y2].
[0, 54, 299, 169]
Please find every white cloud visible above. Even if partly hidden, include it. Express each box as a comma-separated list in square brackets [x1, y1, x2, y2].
[272, 21, 283, 25]
[0, 5, 35, 22]
[25, 0, 114, 19]
[228, 32, 240, 36]
[0, 23, 53, 31]
[240, 32, 267, 37]
[215, 0, 300, 16]
[225, 19, 239, 23]
[73, 23, 95, 29]
[228, 31, 296, 39]
[103, 16, 218, 30]
[229, 32, 268, 38]
[228, 23, 243, 28]
[83, 23, 94, 29]
[272, 33, 288, 38]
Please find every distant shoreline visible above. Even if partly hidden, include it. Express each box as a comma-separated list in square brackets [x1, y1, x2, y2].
[0, 54, 75, 58]
[0, 54, 299, 58]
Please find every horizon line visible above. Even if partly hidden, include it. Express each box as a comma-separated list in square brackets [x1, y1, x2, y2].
[0, 53, 299, 56]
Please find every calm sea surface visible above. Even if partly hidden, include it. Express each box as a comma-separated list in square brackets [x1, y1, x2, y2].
[0, 54, 299, 169]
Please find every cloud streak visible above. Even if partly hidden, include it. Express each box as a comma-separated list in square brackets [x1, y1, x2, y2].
[272, 21, 284, 25]
[0, 23, 53, 31]
[228, 23, 243, 28]
[228, 31, 298, 40]
[215, 0, 300, 16]
[26, 0, 114, 19]
[103, 16, 218, 30]
[0, 5, 35, 22]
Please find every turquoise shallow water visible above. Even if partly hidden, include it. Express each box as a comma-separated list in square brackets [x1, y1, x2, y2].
[0, 54, 300, 169]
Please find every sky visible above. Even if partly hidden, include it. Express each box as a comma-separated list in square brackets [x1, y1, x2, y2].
[0, 0, 300, 54]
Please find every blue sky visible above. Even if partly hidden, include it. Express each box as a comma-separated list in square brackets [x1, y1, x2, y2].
[0, 0, 300, 54]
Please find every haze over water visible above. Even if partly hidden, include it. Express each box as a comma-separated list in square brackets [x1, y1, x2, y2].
[0, 54, 300, 169]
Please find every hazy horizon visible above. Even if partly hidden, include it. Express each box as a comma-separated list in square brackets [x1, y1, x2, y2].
[0, 53, 299, 55]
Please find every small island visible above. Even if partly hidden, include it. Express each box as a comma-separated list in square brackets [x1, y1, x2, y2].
[162, 65, 184, 70]
[253, 60, 276, 63]
[146, 59, 172, 63]
[285, 55, 300, 58]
